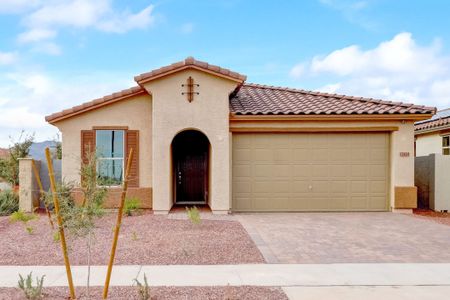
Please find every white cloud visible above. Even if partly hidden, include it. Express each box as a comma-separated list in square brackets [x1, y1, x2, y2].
[17, 28, 57, 43]
[16, 1, 156, 52]
[0, 51, 17, 65]
[97, 4, 155, 33]
[0, 70, 134, 147]
[290, 32, 450, 108]
[0, 0, 41, 14]
[319, 0, 376, 30]
[31, 42, 62, 55]
[25, 0, 110, 29]
[180, 22, 194, 34]
[289, 63, 305, 78]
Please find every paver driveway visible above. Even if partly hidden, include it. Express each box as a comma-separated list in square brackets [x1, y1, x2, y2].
[236, 213, 450, 263]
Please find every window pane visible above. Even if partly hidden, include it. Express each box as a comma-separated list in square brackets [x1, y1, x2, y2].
[98, 159, 123, 185]
[96, 130, 124, 158]
[443, 136, 450, 148]
[444, 148, 450, 155]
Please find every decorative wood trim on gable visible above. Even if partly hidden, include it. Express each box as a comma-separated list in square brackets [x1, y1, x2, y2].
[230, 126, 399, 133]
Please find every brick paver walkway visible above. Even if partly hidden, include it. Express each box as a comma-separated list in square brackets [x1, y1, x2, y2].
[236, 213, 450, 263]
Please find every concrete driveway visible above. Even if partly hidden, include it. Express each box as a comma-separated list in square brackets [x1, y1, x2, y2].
[236, 213, 450, 264]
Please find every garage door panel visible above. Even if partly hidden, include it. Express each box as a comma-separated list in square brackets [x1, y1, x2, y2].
[350, 197, 368, 209]
[371, 149, 388, 162]
[233, 149, 251, 161]
[312, 165, 330, 177]
[274, 149, 292, 162]
[312, 149, 330, 162]
[330, 149, 349, 161]
[351, 165, 367, 177]
[293, 149, 311, 161]
[331, 181, 348, 193]
[232, 133, 389, 212]
[293, 181, 310, 192]
[330, 165, 349, 177]
[253, 149, 273, 161]
[369, 165, 387, 177]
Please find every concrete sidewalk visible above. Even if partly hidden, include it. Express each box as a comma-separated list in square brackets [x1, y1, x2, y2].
[1, 263, 450, 288]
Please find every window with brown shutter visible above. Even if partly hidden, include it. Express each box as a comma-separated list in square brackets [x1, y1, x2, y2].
[81, 128, 139, 187]
[126, 130, 139, 187]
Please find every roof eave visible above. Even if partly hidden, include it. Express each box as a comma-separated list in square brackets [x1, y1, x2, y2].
[45, 89, 147, 124]
[135, 65, 246, 86]
[229, 113, 435, 122]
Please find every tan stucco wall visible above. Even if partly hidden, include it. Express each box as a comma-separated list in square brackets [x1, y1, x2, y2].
[231, 120, 416, 210]
[415, 133, 442, 157]
[142, 69, 239, 213]
[53, 94, 152, 188]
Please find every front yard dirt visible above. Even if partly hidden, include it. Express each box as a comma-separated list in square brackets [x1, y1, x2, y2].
[413, 209, 450, 226]
[0, 286, 288, 300]
[0, 212, 264, 265]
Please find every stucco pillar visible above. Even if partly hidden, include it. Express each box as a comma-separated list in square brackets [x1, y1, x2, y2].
[390, 122, 416, 213]
[19, 158, 40, 213]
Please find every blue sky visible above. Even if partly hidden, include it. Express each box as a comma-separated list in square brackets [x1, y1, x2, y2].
[0, 0, 450, 146]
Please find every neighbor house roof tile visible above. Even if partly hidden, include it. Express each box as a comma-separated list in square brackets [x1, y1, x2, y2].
[230, 83, 435, 116]
[414, 108, 450, 132]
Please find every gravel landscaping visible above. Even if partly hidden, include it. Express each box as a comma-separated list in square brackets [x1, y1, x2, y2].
[0, 212, 264, 265]
[0, 286, 288, 300]
[413, 209, 450, 226]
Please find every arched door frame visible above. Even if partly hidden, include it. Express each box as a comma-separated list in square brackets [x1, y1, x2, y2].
[171, 129, 210, 205]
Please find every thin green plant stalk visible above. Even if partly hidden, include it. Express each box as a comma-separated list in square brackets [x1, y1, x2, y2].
[45, 147, 76, 300]
[102, 148, 134, 299]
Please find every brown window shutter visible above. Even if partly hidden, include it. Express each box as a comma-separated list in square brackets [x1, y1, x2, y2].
[81, 130, 96, 164]
[126, 130, 139, 187]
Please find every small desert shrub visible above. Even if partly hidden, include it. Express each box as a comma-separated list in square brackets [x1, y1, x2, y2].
[10, 210, 37, 234]
[134, 273, 150, 300]
[10, 210, 36, 223]
[18, 272, 45, 300]
[186, 206, 201, 225]
[0, 190, 19, 216]
[124, 197, 141, 216]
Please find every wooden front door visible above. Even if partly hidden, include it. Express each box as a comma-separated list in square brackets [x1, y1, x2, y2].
[173, 131, 209, 204]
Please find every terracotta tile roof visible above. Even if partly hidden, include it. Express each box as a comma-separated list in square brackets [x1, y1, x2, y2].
[45, 86, 145, 123]
[134, 57, 247, 84]
[415, 108, 450, 132]
[230, 83, 436, 116]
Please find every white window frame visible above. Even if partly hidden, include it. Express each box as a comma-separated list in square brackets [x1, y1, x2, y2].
[443, 135, 450, 155]
[96, 130, 125, 186]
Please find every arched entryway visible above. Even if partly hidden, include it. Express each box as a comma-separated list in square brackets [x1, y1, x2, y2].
[171, 130, 210, 205]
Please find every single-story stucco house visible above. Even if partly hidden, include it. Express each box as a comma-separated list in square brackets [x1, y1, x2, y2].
[415, 108, 450, 156]
[45, 57, 435, 214]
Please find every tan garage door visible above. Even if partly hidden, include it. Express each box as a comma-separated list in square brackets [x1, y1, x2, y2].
[232, 133, 389, 211]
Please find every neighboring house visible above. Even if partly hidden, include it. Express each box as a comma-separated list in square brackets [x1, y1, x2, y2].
[414, 108, 450, 156]
[45, 57, 435, 213]
[0, 148, 12, 191]
[414, 109, 450, 211]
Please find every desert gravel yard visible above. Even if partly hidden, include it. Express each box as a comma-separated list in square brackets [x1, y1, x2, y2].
[0, 286, 287, 300]
[0, 212, 264, 265]
[413, 209, 450, 226]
